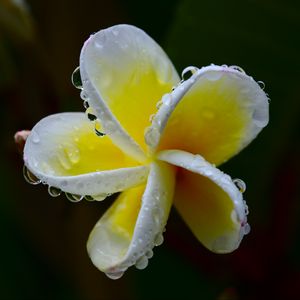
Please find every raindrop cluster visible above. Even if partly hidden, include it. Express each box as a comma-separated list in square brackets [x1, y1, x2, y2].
[71, 66, 106, 138]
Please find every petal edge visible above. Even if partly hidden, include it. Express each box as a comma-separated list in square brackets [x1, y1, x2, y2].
[158, 149, 248, 253]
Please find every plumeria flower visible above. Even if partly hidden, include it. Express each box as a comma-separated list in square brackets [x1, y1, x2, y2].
[23, 24, 269, 279]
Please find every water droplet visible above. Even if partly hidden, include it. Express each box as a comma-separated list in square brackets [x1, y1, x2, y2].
[48, 186, 62, 197]
[233, 178, 246, 193]
[205, 71, 223, 81]
[149, 114, 155, 123]
[229, 65, 246, 74]
[83, 100, 89, 109]
[95, 128, 106, 137]
[145, 249, 153, 259]
[93, 193, 110, 201]
[181, 66, 198, 81]
[57, 149, 72, 170]
[154, 233, 164, 246]
[144, 126, 160, 147]
[94, 120, 106, 137]
[80, 90, 88, 100]
[23, 165, 41, 185]
[152, 206, 161, 227]
[85, 195, 95, 201]
[244, 203, 249, 215]
[71, 67, 82, 89]
[156, 100, 163, 109]
[105, 271, 124, 280]
[257, 80, 265, 90]
[161, 93, 172, 106]
[65, 192, 84, 202]
[243, 223, 251, 235]
[64, 147, 80, 164]
[87, 113, 97, 121]
[31, 131, 40, 144]
[135, 256, 148, 270]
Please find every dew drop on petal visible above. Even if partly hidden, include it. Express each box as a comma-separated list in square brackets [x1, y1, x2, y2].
[145, 249, 153, 259]
[93, 193, 110, 201]
[105, 271, 124, 280]
[229, 65, 246, 74]
[144, 126, 160, 147]
[48, 186, 62, 197]
[83, 100, 89, 109]
[87, 113, 97, 121]
[181, 66, 198, 81]
[31, 131, 40, 144]
[65, 192, 84, 202]
[149, 114, 155, 123]
[95, 128, 106, 137]
[67, 148, 80, 164]
[233, 178, 246, 193]
[243, 200, 249, 215]
[245, 205, 249, 216]
[94, 120, 104, 136]
[257, 80, 265, 90]
[156, 100, 163, 109]
[154, 233, 164, 246]
[85, 195, 95, 201]
[58, 149, 72, 170]
[205, 71, 223, 81]
[71, 66, 82, 89]
[80, 90, 88, 100]
[161, 93, 172, 106]
[135, 256, 149, 270]
[23, 165, 41, 185]
[243, 223, 251, 235]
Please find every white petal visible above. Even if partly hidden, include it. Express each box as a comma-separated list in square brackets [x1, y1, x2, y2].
[146, 65, 269, 157]
[23, 112, 148, 195]
[80, 24, 179, 162]
[158, 149, 248, 253]
[87, 161, 175, 276]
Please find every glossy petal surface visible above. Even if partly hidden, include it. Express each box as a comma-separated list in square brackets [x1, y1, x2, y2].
[152, 66, 269, 165]
[24, 113, 148, 195]
[87, 161, 175, 274]
[80, 24, 180, 153]
[158, 150, 247, 253]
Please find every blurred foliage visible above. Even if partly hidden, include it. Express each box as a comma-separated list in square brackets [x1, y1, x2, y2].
[1, 0, 300, 299]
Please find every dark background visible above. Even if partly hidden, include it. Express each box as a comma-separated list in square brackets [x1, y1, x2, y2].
[1, 0, 300, 299]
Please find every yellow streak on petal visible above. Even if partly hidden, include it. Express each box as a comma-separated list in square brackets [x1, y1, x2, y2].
[107, 185, 145, 240]
[96, 69, 174, 151]
[159, 76, 251, 165]
[48, 122, 140, 176]
[175, 168, 237, 250]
